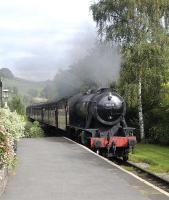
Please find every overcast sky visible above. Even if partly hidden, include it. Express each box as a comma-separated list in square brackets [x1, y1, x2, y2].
[0, 0, 97, 81]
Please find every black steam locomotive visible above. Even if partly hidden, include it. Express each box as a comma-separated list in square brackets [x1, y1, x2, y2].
[26, 88, 136, 161]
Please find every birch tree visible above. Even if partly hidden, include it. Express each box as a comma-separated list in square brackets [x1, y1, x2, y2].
[91, 0, 169, 140]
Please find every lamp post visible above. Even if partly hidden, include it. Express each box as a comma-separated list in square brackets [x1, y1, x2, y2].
[3, 89, 9, 108]
[0, 79, 2, 107]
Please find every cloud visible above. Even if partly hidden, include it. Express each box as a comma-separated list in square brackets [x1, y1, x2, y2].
[14, 26, 96, 81]
[0, 0, 96, 80]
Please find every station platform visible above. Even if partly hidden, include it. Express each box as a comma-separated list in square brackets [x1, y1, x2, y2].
[1, 137, 169, 200]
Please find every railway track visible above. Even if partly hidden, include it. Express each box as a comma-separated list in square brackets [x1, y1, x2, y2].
[112, 158, 169, 193]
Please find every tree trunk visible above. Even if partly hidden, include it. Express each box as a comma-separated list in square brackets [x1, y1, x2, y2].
[138, 76, 144, 140]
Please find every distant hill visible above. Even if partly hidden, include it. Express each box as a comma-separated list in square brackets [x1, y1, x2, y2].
[2, 77, 46, 96]
[0, 68, 49, 106]
[0, 68, 14, 79]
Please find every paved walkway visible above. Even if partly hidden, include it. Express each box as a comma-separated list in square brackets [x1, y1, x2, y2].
[1, 137, 169, 200]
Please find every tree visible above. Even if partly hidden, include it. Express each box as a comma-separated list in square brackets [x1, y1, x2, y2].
[91, 0, 169, 140]
[8, 95, 25, 115]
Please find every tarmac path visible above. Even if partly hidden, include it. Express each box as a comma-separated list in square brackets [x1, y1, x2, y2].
[1, 137, 169, 200]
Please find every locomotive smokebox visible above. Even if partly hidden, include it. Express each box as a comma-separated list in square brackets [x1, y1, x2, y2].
[69, 88, 126, 128]
[93, 90, 125, 126]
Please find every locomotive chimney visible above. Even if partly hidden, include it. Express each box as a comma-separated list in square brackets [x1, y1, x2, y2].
[108, 93, 112, 101]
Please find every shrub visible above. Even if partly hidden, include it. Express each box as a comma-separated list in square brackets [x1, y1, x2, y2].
[145, 106, 169, 145]
[24, 121, 44, 138]
[0, 108, 25, 168]
[24, 121, 33, 138]
[8, 95, 25, 115]
[149, 125, 169, 145]
[0, 126, 15, 168]
[0, 108, 25, 141]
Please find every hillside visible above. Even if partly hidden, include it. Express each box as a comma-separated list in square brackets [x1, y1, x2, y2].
[0, 68, 14, 79]
[2, 77, 46, 97]
[0, 68, 48, 105]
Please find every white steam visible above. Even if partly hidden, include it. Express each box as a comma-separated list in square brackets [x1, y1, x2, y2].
[52, 40, 122, 98]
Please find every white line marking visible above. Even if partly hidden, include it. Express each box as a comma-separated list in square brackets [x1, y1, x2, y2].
[63, 136, 169, 197]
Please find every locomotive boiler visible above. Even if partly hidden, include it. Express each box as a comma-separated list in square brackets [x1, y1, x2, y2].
[26, 88, 136, 161]
[69, 88, 126, 128]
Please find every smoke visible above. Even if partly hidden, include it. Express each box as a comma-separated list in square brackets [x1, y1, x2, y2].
[13, 25, 96, 81]
[77, 42, 121, 86]
[50, 40, 122, 99]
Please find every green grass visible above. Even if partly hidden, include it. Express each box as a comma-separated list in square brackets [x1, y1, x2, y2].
[123, 166, 135, 172]
[129, 144, 169, 173]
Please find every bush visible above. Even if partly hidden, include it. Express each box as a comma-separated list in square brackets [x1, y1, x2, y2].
[0, 108, 25, 141]
[145, 106, 169, 145]
[0, 108, 25, 168]
[24, 121, 44, 138]
[149, 125, 169, 145]
[0, 126, 15, 167]
[8, 95, 25, 115]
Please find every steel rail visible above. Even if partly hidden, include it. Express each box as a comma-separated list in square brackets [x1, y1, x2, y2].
[122, 160, 169, 193]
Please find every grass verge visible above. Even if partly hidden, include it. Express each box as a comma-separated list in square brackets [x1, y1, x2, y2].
[129, 144, 169, 173]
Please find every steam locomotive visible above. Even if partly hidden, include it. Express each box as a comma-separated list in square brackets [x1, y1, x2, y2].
[26, 88, 136, 161]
